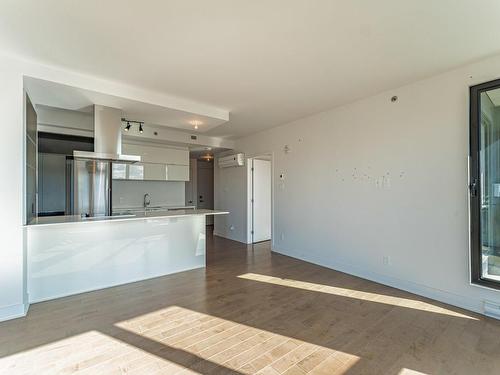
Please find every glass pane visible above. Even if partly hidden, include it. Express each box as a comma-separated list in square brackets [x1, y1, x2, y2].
[128, 164, 144, 180]
[112, 163, 126, 179]
[480, 88, 500, 282]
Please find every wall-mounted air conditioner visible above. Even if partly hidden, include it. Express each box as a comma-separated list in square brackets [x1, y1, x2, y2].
[218, 153, 245, 168]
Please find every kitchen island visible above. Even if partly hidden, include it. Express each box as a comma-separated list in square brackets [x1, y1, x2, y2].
[26, 209, 228, 303]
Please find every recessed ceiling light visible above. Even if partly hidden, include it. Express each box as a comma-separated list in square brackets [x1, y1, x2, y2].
[190, 120, 202, 130]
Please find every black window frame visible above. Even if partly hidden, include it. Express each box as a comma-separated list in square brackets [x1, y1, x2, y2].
[470, 78, 500, 290]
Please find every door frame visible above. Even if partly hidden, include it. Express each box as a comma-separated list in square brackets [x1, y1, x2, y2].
[469, 78, 500, 290]
[247, 153, 274, 245]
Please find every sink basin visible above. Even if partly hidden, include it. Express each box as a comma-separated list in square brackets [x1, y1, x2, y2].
[82, 213, 136, 221]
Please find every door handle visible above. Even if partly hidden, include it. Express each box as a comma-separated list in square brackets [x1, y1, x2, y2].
[469, 179, 478, 197]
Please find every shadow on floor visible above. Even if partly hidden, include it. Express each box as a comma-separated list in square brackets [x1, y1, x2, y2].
[1, 234, 500, 374]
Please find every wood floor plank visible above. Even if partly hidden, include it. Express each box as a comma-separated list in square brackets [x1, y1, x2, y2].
[0, 231, 499, 374]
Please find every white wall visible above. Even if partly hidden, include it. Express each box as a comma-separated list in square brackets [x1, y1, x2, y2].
[37, 105, 93, 137]
[215, 54, 500, 315]
[0, 57, 26, 321]
[214, 157, 248, 242]
[112, 180, 185, 208]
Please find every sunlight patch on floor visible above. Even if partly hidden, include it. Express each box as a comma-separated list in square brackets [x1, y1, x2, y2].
[0, 327, 208, 375]
[114, 305, 360, 374]
[399, 368, 429, 375]
[237, 273, 477, 320]
[0, 330, 169, 374]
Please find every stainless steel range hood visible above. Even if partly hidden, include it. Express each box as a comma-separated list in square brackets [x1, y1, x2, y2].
[73, 105, 141, 162]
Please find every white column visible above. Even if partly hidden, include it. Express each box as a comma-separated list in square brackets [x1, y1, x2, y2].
[0, 59, 27, 321]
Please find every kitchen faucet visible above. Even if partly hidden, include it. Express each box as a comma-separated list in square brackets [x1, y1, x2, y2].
[144, 193, 151, 208]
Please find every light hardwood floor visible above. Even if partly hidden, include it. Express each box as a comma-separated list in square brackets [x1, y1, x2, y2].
[1, 232, 500, 374]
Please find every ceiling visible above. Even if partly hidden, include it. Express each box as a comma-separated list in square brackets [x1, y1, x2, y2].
[189, 147, 219, 161]
[2, 1, 500, 139]
[24, 77, 227, 133]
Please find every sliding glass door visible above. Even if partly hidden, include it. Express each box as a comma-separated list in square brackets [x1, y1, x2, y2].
[470, 79, 500, 289]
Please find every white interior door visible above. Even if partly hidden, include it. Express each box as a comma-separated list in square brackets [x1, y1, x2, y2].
[252, 159, 271, 242]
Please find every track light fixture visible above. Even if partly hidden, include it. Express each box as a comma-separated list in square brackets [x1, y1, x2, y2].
[122, 118, 144, 133]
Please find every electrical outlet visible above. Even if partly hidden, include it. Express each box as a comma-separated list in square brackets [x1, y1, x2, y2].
[230, 225, 235, 231]
[383, 255, 391, 266]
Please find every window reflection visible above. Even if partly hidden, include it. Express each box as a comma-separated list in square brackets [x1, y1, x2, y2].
[112, 163, 126, 179]
[479, 89, 500, 282]
[128, 164, 144, 180]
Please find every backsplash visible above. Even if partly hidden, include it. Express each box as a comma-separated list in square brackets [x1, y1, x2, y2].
[112, 180, 185, 208]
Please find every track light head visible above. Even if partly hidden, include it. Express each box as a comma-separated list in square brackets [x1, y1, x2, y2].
[125, 122, 131, 132]
[139, 123, 144, 134]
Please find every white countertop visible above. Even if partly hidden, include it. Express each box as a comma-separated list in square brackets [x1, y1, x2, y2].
[27, 209, 228, 227]
[113, 205, 196, 212]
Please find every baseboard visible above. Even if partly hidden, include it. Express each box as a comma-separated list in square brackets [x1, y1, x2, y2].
[271, 245, 486, 317]
[0, 302, 29, 322]
[213, 231, 248, 244]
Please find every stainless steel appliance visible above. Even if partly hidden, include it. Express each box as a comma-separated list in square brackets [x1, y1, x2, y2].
[66, 157, 112, 217]
[66, 105, 140, 217]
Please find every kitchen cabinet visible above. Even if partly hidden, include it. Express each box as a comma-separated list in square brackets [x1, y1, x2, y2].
[112, 162, 189, 181]
[115, 143, 189, 181]
[122, 143, 188, 165]
[144, 163, 165, 180]
[166, 164, 189, 181]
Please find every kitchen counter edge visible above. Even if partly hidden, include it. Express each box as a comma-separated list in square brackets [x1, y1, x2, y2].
[26, 209, 229, 227]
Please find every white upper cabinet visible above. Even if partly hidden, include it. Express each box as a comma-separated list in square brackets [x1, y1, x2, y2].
[122, 143, 188, 165]
[166, 164, 190, 181]
[115, 143, 190, 181]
